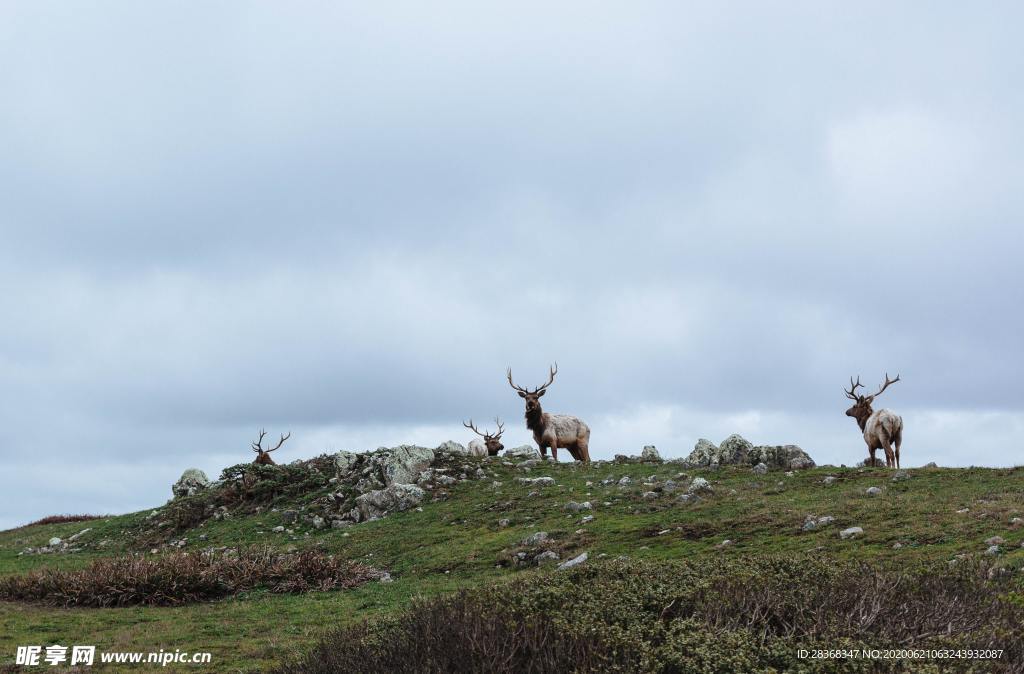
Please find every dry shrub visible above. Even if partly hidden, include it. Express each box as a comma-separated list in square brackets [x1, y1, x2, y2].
[9, 514, 103, 530]
[277, 555, 1024, 674]
[0, 547, 380, 607]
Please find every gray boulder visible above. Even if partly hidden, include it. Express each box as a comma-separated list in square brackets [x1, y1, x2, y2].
[354, 483, 426, 521]
[504, 445, 541, 460]
[866, 486, 882, 496]
[435, 440, 467, 455]
[376, 445, 435, 486]
[641, 445, 662, 462]
[748, 445, 816, 470]
[172, 468, 210, 499]
[535, 550, 560, 565]
[840, 526, 863, 539]
[719, 434, 753, 463]
[522, 531, 549, 546]
[687, 477, 713, 494]
[557, 552, 588, 570]
[333, 451, 359, 474]
[753, 462, 768, 475]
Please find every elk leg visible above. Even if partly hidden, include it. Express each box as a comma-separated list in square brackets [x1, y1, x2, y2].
[869, 448, 878, 467]
[577, 437, 590, 463]
[894, 435, 901, 470]
[550, 440, 558, 462]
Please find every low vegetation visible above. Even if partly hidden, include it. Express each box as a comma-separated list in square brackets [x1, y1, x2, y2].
[0, 546, 380, 607]
[277, 556, 1024, 673]
[1, 457, 1022, 671]
[6, 514, 103, 531]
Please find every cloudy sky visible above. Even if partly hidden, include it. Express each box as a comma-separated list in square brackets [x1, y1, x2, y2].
[1, 2, 1022, 529]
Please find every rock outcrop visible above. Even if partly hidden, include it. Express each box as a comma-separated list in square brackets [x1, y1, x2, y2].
[172, 468, 210, 499]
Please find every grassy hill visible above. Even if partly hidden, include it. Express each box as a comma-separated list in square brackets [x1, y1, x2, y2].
[2, 453, 1023, 672]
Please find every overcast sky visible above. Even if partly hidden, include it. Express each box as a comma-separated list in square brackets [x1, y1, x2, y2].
[1, 2, 1022, 530]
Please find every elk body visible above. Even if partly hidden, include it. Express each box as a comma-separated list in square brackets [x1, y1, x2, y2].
[463, 418, 505, 457]
[844, 374, 903, 468]
[251, 429, 290, 465]
[507, 364, 591, 462]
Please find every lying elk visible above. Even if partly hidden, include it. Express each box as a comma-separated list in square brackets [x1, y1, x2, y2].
[507, 363, 591, 462]
[463, 418, 505, 457]
[251, 428, 291, 465]
[844, 374, 903, 468]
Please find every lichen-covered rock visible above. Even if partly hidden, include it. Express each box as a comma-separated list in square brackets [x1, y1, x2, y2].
[687, 477, 713, 494]
[748, 445, 815, 470]
[354, 483, 426, 521]
[641, 445, 662, 462]
[840, 526, 863, 539]
[375, 445, 435, 486]
[172, 468, 210, 499]
[535, 550, 560, 565]
[719, 434, 753, 463]
[684, 438, 721, 467]
[334, 451, 359, 474]
[753, 462, 768, 475]
[522, 531, 549, 546]
[435, 440, 467, 455]
[503, 445, 541, 460]
[557, 552, 588, 570]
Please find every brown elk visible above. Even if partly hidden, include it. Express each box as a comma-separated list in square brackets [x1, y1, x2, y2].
[251, 428, 291, 465]
[507, 363, 591, 462]
[463, 418, 506, 457]
[844, 373, 903, 468]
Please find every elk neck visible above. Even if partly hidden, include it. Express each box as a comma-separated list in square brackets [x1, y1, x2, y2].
[852, 406, 872, 431]
[525, 406, 544, 431]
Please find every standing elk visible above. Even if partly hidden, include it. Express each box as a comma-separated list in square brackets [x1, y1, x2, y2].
[463, 418, 506, 457]
[844, 373, 903, 468]
[507, 363, 591, 462]
[252, 428, 291, 465]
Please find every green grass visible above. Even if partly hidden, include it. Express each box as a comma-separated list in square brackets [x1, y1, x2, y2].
[2, 460, 1023, 671]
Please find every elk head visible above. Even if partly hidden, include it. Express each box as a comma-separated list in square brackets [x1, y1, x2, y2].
[844, 373, 900, 428]
[464, 417, 506, 456]
[251, 428, 290, 465]
[507, 363, 558, 415]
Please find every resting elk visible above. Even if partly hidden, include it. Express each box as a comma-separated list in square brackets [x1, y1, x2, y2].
[251, 428, 291, 465]
[844, 374, 903, 468]
[507, 363, 591, 462]
[463, 418, 506, 457]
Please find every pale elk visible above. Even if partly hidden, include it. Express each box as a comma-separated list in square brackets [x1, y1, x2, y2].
[463, 418, 506, 457]
[251, 428, 291, 465]
[507, 363, 591, 462]
[844, 374, 903, 468]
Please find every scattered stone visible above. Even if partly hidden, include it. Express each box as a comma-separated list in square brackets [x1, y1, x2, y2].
[48, 537, 62, 547]
[557, 552, 588, 570]
[986, 545, 1001, 556]
[272, 525, 285, 533]
[171, 468, 210, 499]
[866, 487, 882, 496]
[312, 516, 326, 530]
[618, 476, 632, 486]
[716, 539, 733, 548]
[580, 515, 594, 524]
[641, 445, 662, 462]
[535, 550, 560, 565]
[435, 440, 466, 455]
[823, 476, 836, 485]
[753, 462, 768, 475]
[563, 501, 593, 512]
[503, 445, 541, 460]
[331, 520, 351, 529]
[893, 542, 903, 549]
[687, 477, 713, 495]
[891, 470, 909, 482]
[748, 444, 816, 471]
[985, 536, 1005, 546]
[498, 518, 511, 527]
[377, 572, 394, 583]
[957, 508, 970, 514]
[677, 493, 700, 505]
[522, 531, 549, 546]
[840, 527, 863, 540]
[1010, 517, 1022, 526]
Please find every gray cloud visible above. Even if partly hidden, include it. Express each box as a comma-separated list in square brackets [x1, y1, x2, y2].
[2, 2, 1022, 529]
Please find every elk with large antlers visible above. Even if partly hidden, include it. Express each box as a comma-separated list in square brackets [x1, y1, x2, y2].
[844, 373, 903, 468]
[463, 417, 506, 457]
[507, 363, 591, 462]
[251, 428, 291, 465]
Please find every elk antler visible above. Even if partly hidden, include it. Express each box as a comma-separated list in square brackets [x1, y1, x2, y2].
[844, 376, 865, 400]
[463, 419, 486, 437]
[252, 429, 268, 453]
[507, 363, 558, 394]
[252, 429, 290, 453]
[493, 417, 505, 438]
[869, 373, 900, 400]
